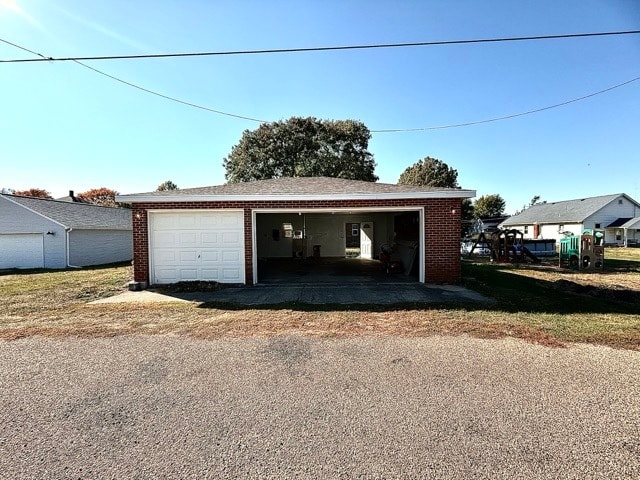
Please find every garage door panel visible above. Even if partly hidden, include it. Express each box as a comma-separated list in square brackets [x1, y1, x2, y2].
[179, 269, 199, 281]
[155, 250, 177, 263]
[222, 232, 241, 244]
[155, 232, 177, 246]
[150, 211, 245, 284]
[0, 234, 44, 269]
[222, 268, 242, 281]
[177, 216, 198, 228]
[221, 214, 242, 226]
[222, 250, 240, 262]
[153, 215, 181, 229]
[178, 232, 197, 245]
[200, 215, 221, 227]
[155, 267, 178, 282]
[200, 269, 220, 281]
[200, 250, 219, 262]
[201, 233, 219, 245]
[179, 250, 198, 262]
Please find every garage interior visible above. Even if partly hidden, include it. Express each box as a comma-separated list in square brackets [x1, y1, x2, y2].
[255, 211, 421, 283]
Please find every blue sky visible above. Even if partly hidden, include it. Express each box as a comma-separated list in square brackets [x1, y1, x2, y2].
[1, 0, 639, 213]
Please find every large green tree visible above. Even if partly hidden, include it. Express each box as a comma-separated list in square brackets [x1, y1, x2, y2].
[473, 194, 506, 218]
[223, 117, 378, 183]
[397, 157, 459, 188]
[461, 198, 475, 237]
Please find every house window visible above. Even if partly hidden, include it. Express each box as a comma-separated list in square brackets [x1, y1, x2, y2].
[618, 199, 623, 205]
[595, 223, 601, 229]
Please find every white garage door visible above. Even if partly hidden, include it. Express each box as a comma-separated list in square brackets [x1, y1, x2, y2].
[0, 234, 44, 269]
[149, 211, 245, 284]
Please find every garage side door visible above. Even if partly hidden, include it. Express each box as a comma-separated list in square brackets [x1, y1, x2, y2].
[0, 234, 44, 269]
[149, 211, 245, 284]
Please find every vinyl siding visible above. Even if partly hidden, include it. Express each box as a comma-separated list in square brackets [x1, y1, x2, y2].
[500, 223, 580, 248]
[0, 196, 67, 268]
[68, 229, 133, 266]
[584, 197, 640, 244]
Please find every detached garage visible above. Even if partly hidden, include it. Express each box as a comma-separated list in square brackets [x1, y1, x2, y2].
[0, 194, 132, 270]
[117, 177, 475, 287]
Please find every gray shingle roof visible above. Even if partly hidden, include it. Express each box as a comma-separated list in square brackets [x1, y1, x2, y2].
[502, 193, 635, 225]
[620, 217, 640, 229]
[2, 194, 132, 230]
[607, 217, 632, 228]
[119, 176, 469, 198]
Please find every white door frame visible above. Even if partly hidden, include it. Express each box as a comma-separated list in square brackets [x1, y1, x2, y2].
[252, 207, 425, 284]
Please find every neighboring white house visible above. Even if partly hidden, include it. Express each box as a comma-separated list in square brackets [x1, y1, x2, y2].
[0, 194, 132, 269]
[500, 193, 640, 246]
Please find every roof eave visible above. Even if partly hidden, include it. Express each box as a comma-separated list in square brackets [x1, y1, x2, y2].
[116, 190, 476, 204]
[502, 219, 584, 226]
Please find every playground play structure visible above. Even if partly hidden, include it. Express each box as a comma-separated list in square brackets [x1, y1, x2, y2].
[468, 227, 605, 270]
[559, 229, 605, 270]
[468, 229, 541, 263]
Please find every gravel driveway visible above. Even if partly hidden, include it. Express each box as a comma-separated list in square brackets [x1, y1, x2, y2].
[1, 335, 638, 479]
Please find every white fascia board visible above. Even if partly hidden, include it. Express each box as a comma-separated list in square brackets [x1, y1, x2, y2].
[116, 189, 476, 203]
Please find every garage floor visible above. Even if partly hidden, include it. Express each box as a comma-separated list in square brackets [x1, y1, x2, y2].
[257, 257, 418, 284]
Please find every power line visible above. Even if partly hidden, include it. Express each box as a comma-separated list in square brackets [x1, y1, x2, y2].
[74, 60, 267, 122]
[370, 75, 640, 132]
[1, 38, 639, 130]
[1, 37, 268, 122]
[0, 38, 50, 60]
[1, 30, 639, 63]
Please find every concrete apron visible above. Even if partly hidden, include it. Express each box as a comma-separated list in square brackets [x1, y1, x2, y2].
[91, 283, 489, 306]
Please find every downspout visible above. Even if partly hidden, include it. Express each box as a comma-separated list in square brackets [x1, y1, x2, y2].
[65, 228, 82, 268]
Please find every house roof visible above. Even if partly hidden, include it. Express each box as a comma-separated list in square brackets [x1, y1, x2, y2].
[619, 217, 640, 229]
[501, 193, 638, 226]
[117, 177, 476, 203]
[606, 217, 632, 228]
[1, 194, 132, 230]
[55, 192, 88, 203]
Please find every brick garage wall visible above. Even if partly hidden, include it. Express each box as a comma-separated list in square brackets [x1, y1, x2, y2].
[424, 198, 462, 283]
[132, 197, 463, 285]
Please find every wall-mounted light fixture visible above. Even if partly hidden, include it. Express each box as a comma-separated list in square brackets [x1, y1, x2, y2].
[135, 212, 142, 219]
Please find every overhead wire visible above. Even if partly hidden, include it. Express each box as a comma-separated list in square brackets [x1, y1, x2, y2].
[1, 30, 639, 63]
[1, 35, 639, 131]
[74, 61, 268, 122]
[371, 75, 640, 132]
[0, 37, 269, 122]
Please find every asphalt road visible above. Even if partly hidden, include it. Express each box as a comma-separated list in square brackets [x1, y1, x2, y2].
[1, 335, 638, 479]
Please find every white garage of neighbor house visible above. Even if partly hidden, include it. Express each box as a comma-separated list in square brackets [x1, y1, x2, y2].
[117, 177, 475, 287]
[0, 194, 132, 270]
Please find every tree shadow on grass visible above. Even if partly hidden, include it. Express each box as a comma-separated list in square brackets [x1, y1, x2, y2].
[460, 262, 639, 315]
[0, 261, 131, 277]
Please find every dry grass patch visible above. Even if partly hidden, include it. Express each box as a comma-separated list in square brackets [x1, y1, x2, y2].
[1, 252, 639, 350]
